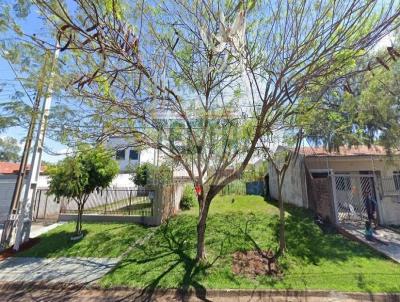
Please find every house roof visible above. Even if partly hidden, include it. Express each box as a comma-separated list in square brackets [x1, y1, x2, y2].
[299, 146, 400, 157]
[0, 162, 45, 175]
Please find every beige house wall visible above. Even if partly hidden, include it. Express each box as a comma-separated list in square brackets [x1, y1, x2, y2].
[305, 156, 400, 225]
[268, 155, 308, 208]
[304, 156, 400, 177]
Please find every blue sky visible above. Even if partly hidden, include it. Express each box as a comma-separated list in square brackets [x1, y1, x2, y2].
[0, 5, 67, 163]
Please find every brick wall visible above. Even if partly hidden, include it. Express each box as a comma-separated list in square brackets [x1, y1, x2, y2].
[306, 174, 335, 223]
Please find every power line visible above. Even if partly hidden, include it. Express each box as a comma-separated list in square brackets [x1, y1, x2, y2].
[0, 50, 34, 106]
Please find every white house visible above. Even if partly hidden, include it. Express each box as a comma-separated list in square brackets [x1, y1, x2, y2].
[106, 136, 201, 184]
[106, 136, 157, 172]
[105, 136, 158, 187]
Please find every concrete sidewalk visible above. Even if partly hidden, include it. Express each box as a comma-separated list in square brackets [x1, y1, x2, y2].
[0, 257, 118, 284]
[0, 222, 65, 247]
[340, 223, 400, 263]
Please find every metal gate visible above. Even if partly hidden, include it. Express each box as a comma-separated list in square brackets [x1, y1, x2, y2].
[32, 189, 61, 222]
[332, 173, 379, 224]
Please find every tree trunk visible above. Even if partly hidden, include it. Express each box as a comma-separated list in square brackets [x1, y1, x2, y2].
[76, 203, 83, 236]
[278, 180, 286, 255]
[80, 203, 84, 234]
[278, 197, 286, 254]
[196, 196, 211, 262]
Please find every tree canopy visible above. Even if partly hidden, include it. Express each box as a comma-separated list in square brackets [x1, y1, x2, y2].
[300, 36, 400, 151]
[47, 145, 119, 236]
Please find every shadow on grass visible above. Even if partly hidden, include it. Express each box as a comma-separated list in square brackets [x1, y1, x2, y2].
[101, 204, 395, 299]
[16, 230, 88, 257]
[269, 201, 387, 266]
[17, 222, 151, 258]
[107, 215, 228, 302]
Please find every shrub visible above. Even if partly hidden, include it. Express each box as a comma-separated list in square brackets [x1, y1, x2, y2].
[180, 185, 197, 210]
[132, 163, 153, 187]
[155, 163, 173, 184]
[132, 163, 173, 186]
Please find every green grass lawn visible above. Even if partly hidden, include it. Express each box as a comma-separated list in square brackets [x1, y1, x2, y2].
[20, 194, 400, 292]
[100, 194, 400, 292]
[18, 222, 152, 258]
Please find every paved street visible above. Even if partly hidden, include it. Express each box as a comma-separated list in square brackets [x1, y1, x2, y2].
[0, 286, 398, 302]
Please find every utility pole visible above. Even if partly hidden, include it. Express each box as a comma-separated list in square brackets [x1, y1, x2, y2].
[0, 54, 50, 250]
[14, 44, 60, 251]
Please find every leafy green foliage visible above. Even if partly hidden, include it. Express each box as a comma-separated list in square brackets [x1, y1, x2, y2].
[47, 145, 119, 236]
[48, 145, 119, 200]
[241, 161, 268, 182]
[300, 44, 400, 151]
[180, 185, 196, 210]
[132, 163, 152, 187]
[132, 162, 173, 186]
[0, 136, 20, 162]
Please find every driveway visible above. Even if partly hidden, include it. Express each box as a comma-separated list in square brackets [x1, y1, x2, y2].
[340, 223, 400, 263]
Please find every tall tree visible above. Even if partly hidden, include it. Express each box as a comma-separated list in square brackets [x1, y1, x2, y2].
[19, 0, 400, 261]
[0, 136, 21, 162]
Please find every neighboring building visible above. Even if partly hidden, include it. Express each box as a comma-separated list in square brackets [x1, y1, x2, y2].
[106, 136, 199, 183]
[0, 162, 48, 223]
[106, 136, 157, 173]
[106, 136, 159, 187]
[268, 146, 400, 226]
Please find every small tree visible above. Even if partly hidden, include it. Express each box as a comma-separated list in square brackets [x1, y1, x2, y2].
[260, 127, 303, 255]
[132, 163, 153, 187]
[48, 145, 119, 238]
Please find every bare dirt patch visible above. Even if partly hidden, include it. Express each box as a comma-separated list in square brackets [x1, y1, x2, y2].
[0, 238, 40, 261]
[232, 249, 281, 278]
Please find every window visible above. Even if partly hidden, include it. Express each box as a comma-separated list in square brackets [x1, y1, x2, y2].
[394, 172, 400, 191]
[116, 149, 125, 160]
[129, 149, 139, 160]
[311, 172, 328, 179]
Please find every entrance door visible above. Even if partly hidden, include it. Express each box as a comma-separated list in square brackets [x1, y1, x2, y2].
[333, 173, 378, 224]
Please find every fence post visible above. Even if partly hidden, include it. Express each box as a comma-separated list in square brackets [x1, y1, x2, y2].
[43, 192, 49, 221]
[330, 173, 339, 224]
[129, 190, 132, 216]
[34, 190, 42, 221]
[104, 189, 108, 215]
[373, 174, 384, 225]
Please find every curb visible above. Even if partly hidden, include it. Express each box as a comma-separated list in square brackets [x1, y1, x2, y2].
[1, 282, 400, 301]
